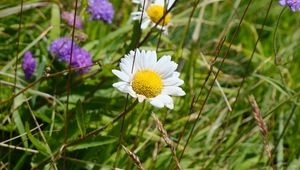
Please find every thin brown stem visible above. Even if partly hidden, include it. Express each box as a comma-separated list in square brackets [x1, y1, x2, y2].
[175, 36, 225, 161]
[63, 0, 79, 168]
[114, 94, 130, 168]
[13, 0, 24, 95]
[25, 99, 58, 170]
[178, 0, 254, 161]
[217, 0, 274, 162]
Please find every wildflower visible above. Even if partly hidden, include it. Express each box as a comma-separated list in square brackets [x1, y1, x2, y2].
[279, 0, 300, 11]
[112, 49, 185, 109]
[49, 37, 79, 62]
[49, 38, 92, 74]
[87, 0, 114, 24]
[69, 48, 93, 74]
[61, 11, 83, 29]
[22, 51, 36, 80]
[131, 0, 175, 32]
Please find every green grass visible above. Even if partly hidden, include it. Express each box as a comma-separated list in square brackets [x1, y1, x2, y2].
[1, 0, 300, 169]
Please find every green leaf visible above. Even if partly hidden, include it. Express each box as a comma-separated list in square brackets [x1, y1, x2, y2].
[1, 26, 52, 72]
[287, 159, 300, 170]
[253, 74, 289, 96]
[12, 93, 28, 147]
[75, 100, 86, 136]
[126, 21, 142, 53]
[0, 2, 50, 18]
[49, 4, 60, 41]
[67, 136, 117, 151]
[13, 152, 29, 170]
[25, 123, 50, 156]
[31, 56, 46, 106]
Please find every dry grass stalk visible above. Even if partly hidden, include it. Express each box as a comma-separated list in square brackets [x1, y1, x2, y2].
[248, 95, 272, 161]
[0, 162, 8, 170]
[151, 113, 182, 170]
[121, 145, 145, 170]
[0, 143, 38, 153]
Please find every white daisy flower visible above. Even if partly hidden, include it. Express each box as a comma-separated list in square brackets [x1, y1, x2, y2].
[131, 0, 175, 33]
[112, 49, 185, 109]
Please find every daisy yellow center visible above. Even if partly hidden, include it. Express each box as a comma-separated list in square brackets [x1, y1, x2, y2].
[132, 70, 163, 98]
[146, 5, 171, 26]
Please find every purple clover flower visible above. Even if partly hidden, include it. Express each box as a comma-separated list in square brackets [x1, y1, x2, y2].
[87, 0, 114, 24]
[279, 0, 287, 5]
[69, 48, 93, 74]
[49, 37, 93, 74]
[49, 37, 79, 62]
[22, 51, 36, 80]
[279, 0, 300, 11]
[61, 11, 83, 29]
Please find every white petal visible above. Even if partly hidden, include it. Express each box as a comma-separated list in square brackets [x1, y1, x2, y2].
[150, 98, 164, 108]
[113, 81, 127, 88]
[112, 70, 130, 82]
[163, 77, 184, 86]
[121, 54, 134, 74]
[156, 24, 167, 31]
[141, 18, 151, 29]
[155, 94, 174, 109]
[155, 25, 169, 35]
[155, 56, 178, 78]
[140, 50, 147, 69]
[127, 85, 137, 98]
[163, 61, 177, 78]
[124, 50, 139, 73]
[162, 86, 185, 96]
[137, 94, 146, 102]
[113, 82, 137, 98]
[131, 11, 142, 20]
[143, 51, 157, 69]
[133, 49, 142, 71]
[154, 0, 175, 10]
[155, 55, 171, 71]
[120, 63, 132, 79]
[113, 82, 130, 92]
[139, 49, 157, 70]
[163, 28, 169, 35]
[154, 0, 165, 6]
[127, 86, 137, 98]
[132, 0, 141, 4]
[166, 102, 174, 109]
[173, 71, 180, 77]
[166, 0, 176, 10]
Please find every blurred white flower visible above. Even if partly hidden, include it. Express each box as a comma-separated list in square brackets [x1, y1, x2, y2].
[131, 0, 175, 33]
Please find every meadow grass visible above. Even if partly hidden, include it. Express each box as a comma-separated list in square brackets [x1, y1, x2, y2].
[0, 0, 300, 169]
